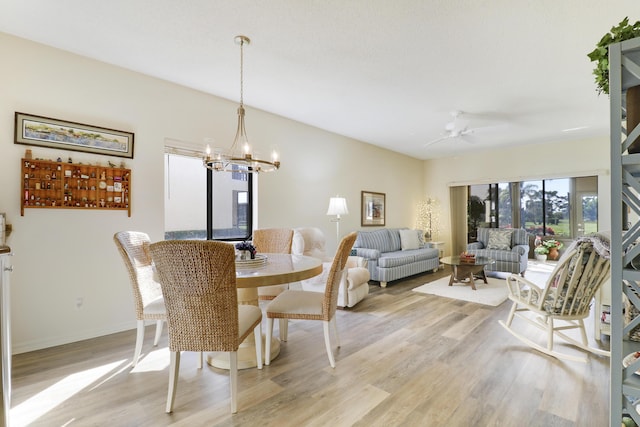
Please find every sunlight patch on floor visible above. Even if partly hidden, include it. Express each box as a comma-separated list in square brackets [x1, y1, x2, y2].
[11, 360, 126, 427]
[129, 346, 170, 373]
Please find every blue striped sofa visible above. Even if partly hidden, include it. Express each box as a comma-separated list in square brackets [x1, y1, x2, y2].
[353, 228, 440, 288]
[466, 228, 529, 276]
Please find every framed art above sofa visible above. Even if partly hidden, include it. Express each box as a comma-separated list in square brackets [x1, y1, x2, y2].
[361, 191, 385, 226]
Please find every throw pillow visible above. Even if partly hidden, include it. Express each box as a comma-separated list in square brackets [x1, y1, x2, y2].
[399, 229, 421, 250]
[486, 229, 513, 250]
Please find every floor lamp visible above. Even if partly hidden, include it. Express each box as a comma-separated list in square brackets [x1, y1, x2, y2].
[326, 196, 349, 245]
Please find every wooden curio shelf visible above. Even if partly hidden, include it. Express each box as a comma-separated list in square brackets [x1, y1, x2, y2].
[20, 158, 131, 216]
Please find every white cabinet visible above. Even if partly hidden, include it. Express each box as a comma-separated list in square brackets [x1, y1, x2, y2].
[0, 249, 11, 427]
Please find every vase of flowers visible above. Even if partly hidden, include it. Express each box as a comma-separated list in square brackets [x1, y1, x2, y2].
[235, 241, 257, 260]
[542, 239, 563, 261]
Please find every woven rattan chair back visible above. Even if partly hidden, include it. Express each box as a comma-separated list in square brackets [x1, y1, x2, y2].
[149, 240, 239, 352]
[324, 232, 358, 320]
[113, 231, 163, 321]
[254, 228, 294, 304]
[114, 231, 166, 366]
[252, 228, 293, 254]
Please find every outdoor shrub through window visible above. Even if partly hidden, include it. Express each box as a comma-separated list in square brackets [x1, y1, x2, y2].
[467, 176, 597, 242]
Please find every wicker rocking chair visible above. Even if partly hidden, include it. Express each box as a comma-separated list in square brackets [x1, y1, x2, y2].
[498, 233, 611, 363]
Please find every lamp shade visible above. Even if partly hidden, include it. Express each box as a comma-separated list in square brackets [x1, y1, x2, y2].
[326, 197, 349, 216]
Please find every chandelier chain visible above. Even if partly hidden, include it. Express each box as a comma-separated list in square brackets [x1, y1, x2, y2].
[239, 37, 244, 107]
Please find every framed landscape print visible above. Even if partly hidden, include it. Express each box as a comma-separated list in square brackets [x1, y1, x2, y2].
[361, 191, 385, 226]
[14, 112, 135, 158]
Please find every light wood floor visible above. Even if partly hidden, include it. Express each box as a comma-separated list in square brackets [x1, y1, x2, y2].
[10, 268, 610, 426]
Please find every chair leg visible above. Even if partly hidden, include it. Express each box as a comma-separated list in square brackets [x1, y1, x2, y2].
[578, 319, 588, 347]
[265, 318, 274, 366]
[166, 351, 180, 413]
[230, 351, 238, 414]
[197, 352, 203, 369]
[323, 321, 336, 368]
[133, 319, 145, 367]
[279, 319, 288, 342]
[153, 320, 163, 346]
[254, 322, 263, 369]
[505, 301, 517, 327]
[331, 316, 340, 348]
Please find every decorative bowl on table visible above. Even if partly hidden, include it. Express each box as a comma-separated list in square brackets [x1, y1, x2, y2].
[235, 253, 268, 269]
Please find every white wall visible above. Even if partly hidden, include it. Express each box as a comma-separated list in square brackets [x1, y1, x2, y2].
[422, 137, 611, 255]
[0, 33, 425, 353]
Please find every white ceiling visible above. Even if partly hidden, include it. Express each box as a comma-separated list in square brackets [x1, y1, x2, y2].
[1, 1, 638, 159]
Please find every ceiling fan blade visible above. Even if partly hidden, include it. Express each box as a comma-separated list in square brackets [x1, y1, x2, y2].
[424, 135, 450, 147]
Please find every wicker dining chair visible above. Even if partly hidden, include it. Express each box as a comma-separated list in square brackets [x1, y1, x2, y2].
[149, 240, 262, 414]
[253, 228, 294, 301]
[265, 232, 357, 368]
[253, 228, 294, 339]
[113, 231, 166, 367]
[498, 232, 611, 363]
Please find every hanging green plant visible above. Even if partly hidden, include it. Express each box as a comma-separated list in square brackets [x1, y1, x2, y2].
[587, 17, 640, 95]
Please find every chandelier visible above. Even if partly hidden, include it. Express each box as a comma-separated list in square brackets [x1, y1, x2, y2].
[203, 35, 280, 173]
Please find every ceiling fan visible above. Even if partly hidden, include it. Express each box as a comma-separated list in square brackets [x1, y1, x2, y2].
[425, 111, 475, 147]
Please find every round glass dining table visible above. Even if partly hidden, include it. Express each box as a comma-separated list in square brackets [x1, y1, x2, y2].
[207, 253, 323, 369]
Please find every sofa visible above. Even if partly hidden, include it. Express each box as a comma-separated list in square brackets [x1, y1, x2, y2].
[291, 227, 370, 308]
[353, 228, 440, 288]
[466, 227, 529, 276]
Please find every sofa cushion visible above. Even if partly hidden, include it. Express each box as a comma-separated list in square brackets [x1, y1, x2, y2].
[399, 229, 421, 250]
[412, 247, 439, 261]
[356, 229, 396, 253]
[377, 251, 416, 268]
[469, 248, 521, 263]
[486, 229, 513, 250]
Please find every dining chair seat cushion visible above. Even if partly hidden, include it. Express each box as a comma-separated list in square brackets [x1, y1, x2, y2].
[267, 290, 324, 318]
[238, 305, 264, 342]
[143, 296, 167, 315]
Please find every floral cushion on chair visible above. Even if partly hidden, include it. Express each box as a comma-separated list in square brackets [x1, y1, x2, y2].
[486, 229, 513, 250]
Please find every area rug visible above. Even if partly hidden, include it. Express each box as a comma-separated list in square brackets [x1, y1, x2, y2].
[412, 276, 509, 307]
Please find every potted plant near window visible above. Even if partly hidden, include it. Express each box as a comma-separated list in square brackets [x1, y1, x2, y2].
[543, 239, 564, 261]
[534, 245, 549, 262]
[588, 16, 640, 152]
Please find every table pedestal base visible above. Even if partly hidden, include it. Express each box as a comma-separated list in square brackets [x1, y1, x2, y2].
[448, 264, 488, 291]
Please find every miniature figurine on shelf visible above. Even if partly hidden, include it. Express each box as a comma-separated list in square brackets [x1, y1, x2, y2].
[25, 149, 32, 160]
[68, 157, 73, 163]
[108, 161, 116, 168]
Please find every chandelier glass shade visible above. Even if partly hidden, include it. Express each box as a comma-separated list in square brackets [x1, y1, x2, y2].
[203, 35, 280, 173]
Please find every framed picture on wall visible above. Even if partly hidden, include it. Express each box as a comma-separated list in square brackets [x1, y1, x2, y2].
[361, 191, 385, 226]
[14, 112, 135, 158]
